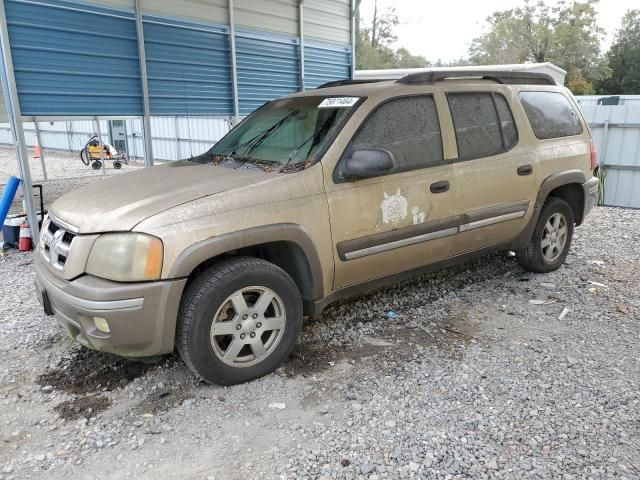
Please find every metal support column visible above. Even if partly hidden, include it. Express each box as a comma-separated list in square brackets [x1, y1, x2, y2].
[0, 0, 40, 243]
[228, 0, 240, 124]
[351, 0, 362, 79]
[134, 0, 154, 166]
[298, 0, 305, 91]
[94, 117, 106, 175]
[33, 118, 48, 180]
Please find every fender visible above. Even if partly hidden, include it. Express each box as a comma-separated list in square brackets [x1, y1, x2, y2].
[169, 223, 324, 300]
[511, 169, 588, 250]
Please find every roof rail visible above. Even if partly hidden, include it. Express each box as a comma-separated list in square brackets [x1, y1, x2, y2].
[315, 79, 389, 89]
[397, 70, 557, 86]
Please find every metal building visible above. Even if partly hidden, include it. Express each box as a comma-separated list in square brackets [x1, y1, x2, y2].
[0, 0, 356, 240]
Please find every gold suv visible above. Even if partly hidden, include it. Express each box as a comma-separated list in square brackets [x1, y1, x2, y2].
[35, 70, 600, 385]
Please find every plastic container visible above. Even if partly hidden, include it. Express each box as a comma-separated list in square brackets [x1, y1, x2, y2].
[2, 215, 25, 246]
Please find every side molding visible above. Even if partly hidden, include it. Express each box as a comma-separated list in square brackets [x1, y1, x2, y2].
[169, 223, 324, 299]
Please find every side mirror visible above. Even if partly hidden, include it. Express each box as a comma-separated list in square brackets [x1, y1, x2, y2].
[342, 148, 395, 180]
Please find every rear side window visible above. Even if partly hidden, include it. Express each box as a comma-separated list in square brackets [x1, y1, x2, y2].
[519, 91, 583, 139]
[447, 92, 518, 161]
[348, 95, 444, 171]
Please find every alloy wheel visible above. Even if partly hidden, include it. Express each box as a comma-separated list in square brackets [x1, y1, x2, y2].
[210, 286, 286, 367]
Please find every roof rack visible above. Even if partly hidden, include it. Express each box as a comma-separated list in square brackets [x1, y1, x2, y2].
[397, 70, 556, 86]
[315, 79, 389, 89]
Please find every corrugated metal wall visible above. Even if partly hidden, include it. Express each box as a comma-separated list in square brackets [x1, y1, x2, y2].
[304, 39, 351, 89]
[2, 0, 354, 119]
[4, 0, 143, 116]
[576, 95, 640, 107]
[580, 103, 640, 209]
[0, 116, 231, 161]
[236, 28, 300, 115]
[143, 15, 232, 115]
[305, 0, 351, 44]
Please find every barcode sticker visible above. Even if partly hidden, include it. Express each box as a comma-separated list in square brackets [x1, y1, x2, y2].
[318, 97, 360, 108]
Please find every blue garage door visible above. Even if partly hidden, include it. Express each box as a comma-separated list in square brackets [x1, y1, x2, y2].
[143, 16, 233, 116]
[4, 0, 143, 116]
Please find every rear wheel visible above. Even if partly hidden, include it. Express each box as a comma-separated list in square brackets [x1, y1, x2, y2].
[176, 257, 302, 385]
[91, 160, 102, 170]
[517, 197, 574, 273]
[113, 161, 122, 169]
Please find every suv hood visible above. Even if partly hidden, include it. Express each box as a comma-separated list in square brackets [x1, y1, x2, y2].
[50, 162, 279, 233]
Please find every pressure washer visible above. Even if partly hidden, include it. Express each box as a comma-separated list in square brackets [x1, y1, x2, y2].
[80, 134, 128, 170]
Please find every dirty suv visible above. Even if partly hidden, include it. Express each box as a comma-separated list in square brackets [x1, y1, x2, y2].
[35, 70, 599, 385]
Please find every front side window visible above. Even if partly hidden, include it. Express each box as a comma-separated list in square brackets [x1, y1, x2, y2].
[345, 95, 444, 173]
[519, 91, 584, 139]
[193, 96, 360, 171]
[447, 92, 517, 160]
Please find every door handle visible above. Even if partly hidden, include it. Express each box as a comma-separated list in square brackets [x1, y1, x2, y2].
[430, 180, 450, 193]
[517, 164, 533, 176]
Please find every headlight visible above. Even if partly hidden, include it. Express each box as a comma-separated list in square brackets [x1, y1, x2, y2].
[86, 233, 163, 282]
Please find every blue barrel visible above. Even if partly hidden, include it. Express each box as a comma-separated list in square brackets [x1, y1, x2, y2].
[0, 176, 22, 228]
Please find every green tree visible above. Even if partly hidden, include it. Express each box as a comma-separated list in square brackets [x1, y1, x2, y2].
[598, 10, 640, 94]
[356, 0, 429, 70]
[469, 0, 611, 92]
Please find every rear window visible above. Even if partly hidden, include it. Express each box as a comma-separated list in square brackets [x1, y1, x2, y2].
[447, 92, 518, 160]
[519, 91, 583, 139]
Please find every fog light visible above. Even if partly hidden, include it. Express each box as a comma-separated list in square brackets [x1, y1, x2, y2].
[93, 317, 110, 334]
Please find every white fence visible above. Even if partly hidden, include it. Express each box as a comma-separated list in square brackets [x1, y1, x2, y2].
[580, 104, 640, 209]
[0, 117, 233, 162]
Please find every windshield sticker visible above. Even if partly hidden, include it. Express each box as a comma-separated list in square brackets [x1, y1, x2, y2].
[318, 97, 360, 108]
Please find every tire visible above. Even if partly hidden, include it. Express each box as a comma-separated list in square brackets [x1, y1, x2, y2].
[176, 257, 303, 385]
[91, 160, 102, 170]
[517, 197, 574, 273]
[113, 161, 122, 169]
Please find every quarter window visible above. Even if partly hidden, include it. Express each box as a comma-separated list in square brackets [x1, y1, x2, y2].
[447, 92, 518, 160]
[519, 91, 584, 139]
[347, 95, 444, 172]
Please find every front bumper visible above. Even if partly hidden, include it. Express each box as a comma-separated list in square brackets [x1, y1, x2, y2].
[34, 255, 186, 357]
[582, 176, 599, 219]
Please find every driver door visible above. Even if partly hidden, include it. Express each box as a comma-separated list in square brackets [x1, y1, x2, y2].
[323, 94, 456, 289]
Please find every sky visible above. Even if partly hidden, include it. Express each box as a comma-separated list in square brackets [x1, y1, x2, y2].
[358, 0, 640, 62]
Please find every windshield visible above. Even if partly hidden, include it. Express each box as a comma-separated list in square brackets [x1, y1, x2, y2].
[191, 96, 361, 172]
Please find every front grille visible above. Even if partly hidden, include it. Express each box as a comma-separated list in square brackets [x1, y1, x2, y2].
[40, 217, 76, 271]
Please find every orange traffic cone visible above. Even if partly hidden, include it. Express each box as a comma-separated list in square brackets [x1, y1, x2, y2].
[34, 139, 42, 159]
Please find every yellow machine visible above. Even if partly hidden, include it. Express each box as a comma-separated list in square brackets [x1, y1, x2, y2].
[80, 134, 128, 170]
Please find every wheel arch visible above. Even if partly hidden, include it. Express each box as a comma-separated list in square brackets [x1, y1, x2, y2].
[169, 224, 324, 315]
[512, 169, 587, 249]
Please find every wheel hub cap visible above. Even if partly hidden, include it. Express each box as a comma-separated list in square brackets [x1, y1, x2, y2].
[210, 286, 286, 368]
[541, 212, 568, 263]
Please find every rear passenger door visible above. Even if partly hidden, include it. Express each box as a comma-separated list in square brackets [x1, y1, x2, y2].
[446, 91, 539, 255]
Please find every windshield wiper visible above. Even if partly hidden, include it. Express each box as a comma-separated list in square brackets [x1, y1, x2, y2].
[214, 109, 300, 166]
[242, 109, 300, 156]
[280, 110, 338, 172]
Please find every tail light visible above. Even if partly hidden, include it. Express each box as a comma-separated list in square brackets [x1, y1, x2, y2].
[589, 139, 597, 171]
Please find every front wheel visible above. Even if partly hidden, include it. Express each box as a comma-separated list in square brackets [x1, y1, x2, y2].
[176, 257, 302, 385]
[517, 197, 574, 273]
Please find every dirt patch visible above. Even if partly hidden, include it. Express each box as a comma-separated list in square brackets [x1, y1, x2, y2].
[282, 343, 344, 377]
[38, 347, 156, 395]
[133, 388, 194, 416]
[54, 395, 111, 421]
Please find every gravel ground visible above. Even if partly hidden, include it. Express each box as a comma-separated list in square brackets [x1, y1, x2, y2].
[0, 145, 141, 216]
[0, 205, 638, 480]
